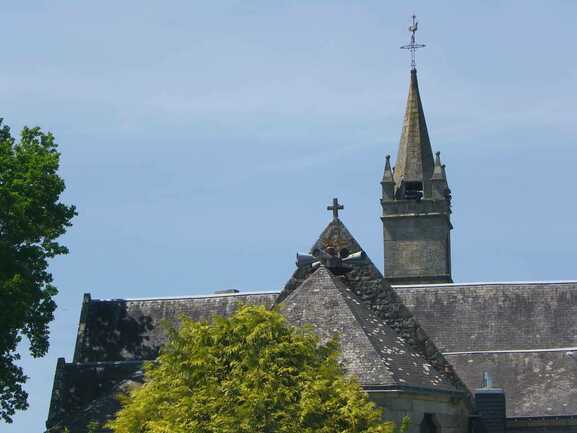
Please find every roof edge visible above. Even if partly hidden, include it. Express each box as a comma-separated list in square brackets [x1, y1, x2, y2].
[64, 360, 145, 367]
[93, 290, 280, 302]
[508, 415, 577, 421]
[363, 384, 468, 397]
[444, 347, 577, 356]
[393, 280, 577, 289]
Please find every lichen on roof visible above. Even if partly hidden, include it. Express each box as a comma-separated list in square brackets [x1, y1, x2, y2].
[280, 266, 460, 393]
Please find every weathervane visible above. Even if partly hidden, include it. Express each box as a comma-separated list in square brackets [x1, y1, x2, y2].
[400, 14, 426, 70]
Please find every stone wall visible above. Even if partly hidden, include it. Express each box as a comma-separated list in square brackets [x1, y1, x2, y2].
[369, 389, 470, 433]
[382, 208, 452, 284]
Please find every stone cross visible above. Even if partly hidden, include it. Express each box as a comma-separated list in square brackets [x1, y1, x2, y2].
[327, 198, 344, 220]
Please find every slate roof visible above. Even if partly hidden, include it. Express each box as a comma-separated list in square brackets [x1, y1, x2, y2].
[446, 350, 577, 417]
[47, 292, 277, 433]
[73, 292, 277, 363]
[277, 217, 469, 393]
[394, 282, 577, 352]
[280, 266, 460, 393]
[47, 279, 577, 429]
[395, 281, 577, 417]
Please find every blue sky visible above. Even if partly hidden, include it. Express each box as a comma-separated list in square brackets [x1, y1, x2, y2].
[2, 1, 577, 431]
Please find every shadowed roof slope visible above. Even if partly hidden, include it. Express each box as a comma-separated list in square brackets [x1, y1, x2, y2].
[74, 292, 277, 363]
[46, 360, 144, 433]
[47, 291, 278, 432]
[280, 266, 459, 392]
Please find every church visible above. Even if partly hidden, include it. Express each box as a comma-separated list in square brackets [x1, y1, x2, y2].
[45, 27, 577, 433]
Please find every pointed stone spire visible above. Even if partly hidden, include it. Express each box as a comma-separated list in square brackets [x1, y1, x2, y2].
[394, 69, 435, 191]
[381, 68, 453, 284]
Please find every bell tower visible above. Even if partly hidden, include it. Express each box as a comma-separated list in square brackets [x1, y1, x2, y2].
[381, 17, 453, 285]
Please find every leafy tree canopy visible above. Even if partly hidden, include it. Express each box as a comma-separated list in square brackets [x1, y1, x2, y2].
[0, 119, 76, 423]
[108, 305, 401, 433]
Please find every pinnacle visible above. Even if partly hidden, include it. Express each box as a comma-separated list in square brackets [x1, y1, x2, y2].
[382, 155, 394, 183]
[431, 151, 445, 180]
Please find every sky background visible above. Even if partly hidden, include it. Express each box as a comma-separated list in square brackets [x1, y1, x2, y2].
[2, 1, 577, 431]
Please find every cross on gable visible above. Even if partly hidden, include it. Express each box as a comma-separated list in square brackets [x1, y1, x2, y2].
[327, 198, 344, 220]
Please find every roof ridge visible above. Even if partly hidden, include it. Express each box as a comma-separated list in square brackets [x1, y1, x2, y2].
[444, 347, 577, 356]
[393, 280, 577, 289]
[95, 291, 279, 302]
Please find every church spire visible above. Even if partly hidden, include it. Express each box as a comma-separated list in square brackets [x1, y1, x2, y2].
[393, 68, 435, 197]
[380, 16, 453, 285]
[394, 15, 434, 199]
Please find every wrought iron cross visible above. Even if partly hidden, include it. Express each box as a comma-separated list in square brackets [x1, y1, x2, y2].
[327, 198, 344, 220]
[400, 14, 426, 70]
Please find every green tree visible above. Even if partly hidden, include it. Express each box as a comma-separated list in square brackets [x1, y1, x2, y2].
[0, 119, 76, 423]
[108, 305, 399, 433]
